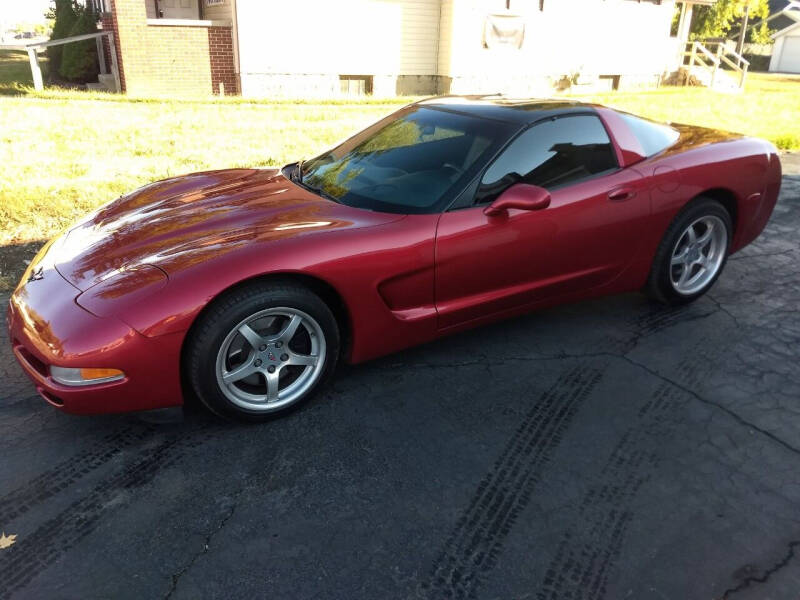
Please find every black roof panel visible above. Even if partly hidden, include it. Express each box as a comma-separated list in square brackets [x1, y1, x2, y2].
[416, 96, 600, 125]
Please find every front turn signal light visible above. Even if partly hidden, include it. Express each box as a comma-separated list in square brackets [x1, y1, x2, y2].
[50, 366, 125, 387]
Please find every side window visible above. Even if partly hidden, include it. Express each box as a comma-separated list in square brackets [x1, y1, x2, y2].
[477, 115, 618, 203]
[618, 112, 679, 157]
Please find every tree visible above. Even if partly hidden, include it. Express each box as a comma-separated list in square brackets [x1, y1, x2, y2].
[46, 0, 79, 77]
[59, 6, 99, 83]
[691, 0, 771, 44]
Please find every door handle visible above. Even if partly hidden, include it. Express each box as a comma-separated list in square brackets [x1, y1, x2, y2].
[608, 188, 637, 202]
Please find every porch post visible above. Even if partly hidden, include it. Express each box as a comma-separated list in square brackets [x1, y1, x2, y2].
[96, 36, 107, 74]
[677, 3, 693, 44]
[27, 48, 44, 91]
[106, 32, 122, 92]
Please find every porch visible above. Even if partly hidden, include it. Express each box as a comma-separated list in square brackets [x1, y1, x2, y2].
[99, 0, 237, 96]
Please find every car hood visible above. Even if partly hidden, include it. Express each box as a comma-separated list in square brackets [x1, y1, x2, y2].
[54, 168, 404, 290]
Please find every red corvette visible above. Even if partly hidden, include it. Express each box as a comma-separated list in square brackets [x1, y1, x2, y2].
[7, 97, 781, 420]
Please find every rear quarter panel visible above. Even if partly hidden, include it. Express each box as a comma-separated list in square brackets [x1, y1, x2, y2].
[637, 129, 780, 272]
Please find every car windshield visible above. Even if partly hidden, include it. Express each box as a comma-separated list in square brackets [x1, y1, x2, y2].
[298, 106, 512, 214]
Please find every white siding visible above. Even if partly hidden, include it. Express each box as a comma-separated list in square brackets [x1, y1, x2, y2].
[237, 0, 439, 77]
[235, 0, 679, 96]
[441, 0, 677, 80]
[438, 0, 453, 76]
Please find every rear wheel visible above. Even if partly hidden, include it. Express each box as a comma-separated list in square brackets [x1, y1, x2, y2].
[645, 198, 732, 305]
[186, 282, 339, 421]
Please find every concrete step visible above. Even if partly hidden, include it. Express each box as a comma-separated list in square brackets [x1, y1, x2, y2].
[98, 73, 119, 92]
[687, 66, 742, 93]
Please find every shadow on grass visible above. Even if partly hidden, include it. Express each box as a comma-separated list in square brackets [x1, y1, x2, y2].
[0, 49, 46, 96]
[0, 240, 46, 293]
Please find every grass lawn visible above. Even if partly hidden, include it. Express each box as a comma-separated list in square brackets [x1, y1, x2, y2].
[0, 49, 48, 95]
[1, 48, 799, 259]
[568, 72, 800, 151]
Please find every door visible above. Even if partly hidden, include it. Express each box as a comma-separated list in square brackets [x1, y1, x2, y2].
[157, 0, 199, 19]
[435, 114, 649, 329]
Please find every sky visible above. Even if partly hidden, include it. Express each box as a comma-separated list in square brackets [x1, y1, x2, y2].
[0, 0, 52, 26]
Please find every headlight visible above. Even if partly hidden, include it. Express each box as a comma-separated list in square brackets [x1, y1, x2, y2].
[50, 366, 125, 386]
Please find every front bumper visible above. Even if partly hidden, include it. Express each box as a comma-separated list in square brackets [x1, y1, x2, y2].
[6, 265, 184, 415]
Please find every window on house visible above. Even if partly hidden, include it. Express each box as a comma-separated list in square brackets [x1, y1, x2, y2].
[476, 115, 618, 202]
[88, 0, 108, 12]
[149, 0, 201, 20]
[339, 75, 373, 96]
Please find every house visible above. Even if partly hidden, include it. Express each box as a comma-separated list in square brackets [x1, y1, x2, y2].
[767, 1, 800, 71]
[97, 0, 716, 97]
[764, 0, 800, 36]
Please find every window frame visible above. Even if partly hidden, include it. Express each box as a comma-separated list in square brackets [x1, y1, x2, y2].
[451, 112, 622, 210]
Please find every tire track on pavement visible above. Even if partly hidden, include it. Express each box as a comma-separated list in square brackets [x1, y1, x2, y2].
[535, 348, 705, 600]
[423, 365, 604, 600]
[0, 424, 158, 526]
[536, 384, 681, 600]
[0, 425, 217, 599]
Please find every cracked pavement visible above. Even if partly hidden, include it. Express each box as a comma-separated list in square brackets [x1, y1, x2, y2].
[1, 162, 799, 599]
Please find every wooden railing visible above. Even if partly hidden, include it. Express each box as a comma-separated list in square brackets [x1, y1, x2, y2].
[681, 40, 749, 90]
[0, 31, 120, 92]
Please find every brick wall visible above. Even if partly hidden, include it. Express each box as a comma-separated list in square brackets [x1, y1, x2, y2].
[209, 27, 237, 95]
[104, 0, 237, 96]
[99, 12, 114, 74]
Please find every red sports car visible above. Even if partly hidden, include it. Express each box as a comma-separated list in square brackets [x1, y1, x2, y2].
[7, 97, 782, 420]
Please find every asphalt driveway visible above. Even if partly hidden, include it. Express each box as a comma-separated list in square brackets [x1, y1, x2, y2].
[1, 164, 799, 600]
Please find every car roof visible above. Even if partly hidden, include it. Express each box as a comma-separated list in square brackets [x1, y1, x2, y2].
[415, 95, 601, 125]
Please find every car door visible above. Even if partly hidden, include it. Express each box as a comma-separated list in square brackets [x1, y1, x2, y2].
[435, 114, 650, 329]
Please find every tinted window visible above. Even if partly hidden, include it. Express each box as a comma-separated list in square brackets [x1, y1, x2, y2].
[618, 112, 679, 156]
[477, 115, 618, 202]
[299, 107, 511, 214]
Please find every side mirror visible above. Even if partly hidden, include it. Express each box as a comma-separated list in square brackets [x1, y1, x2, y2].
[483, 183, 551, 217]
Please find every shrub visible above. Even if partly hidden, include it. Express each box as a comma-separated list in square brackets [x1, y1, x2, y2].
[59, 6, 99, 83]
[46, 0, 79, 77]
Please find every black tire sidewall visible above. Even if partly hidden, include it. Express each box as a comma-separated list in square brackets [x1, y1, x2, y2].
[648, 199, 732, 305]
[186, 283, 340, 422]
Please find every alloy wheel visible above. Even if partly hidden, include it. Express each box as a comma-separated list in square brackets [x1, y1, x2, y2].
[214, 307, 326, 412]
[669, 215, 727, 295]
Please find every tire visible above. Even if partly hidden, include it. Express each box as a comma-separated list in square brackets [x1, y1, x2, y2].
[645, 197, 732, 305]
[185, 281, 340, 422]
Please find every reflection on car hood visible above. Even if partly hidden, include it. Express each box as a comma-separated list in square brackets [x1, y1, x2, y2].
[53, 168, 404, 290]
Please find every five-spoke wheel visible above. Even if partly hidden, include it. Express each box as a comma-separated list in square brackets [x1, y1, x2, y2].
[669, 215, 727, 296]
[216, 308, 326, 411]
[646, 198, 732, 305]
[186, 282, 339, 421]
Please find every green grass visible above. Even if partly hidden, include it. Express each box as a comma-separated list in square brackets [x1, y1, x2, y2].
[567, 71, 800, 152]
[1, 48, 799, 245]
[0, 49, 48, 95]
[0, 94, 414, 244]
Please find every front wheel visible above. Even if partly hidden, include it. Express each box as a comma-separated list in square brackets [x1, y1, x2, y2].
[645, 198, 732, 305]
[186, 282, 340, 422]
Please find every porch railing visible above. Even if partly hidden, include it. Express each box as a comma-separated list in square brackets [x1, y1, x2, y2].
[0, 31, 120, 93]
[680, 40, 749, 90]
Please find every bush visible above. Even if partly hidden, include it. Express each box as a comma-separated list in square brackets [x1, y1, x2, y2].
[46, 0, 79, 77]
[743, 53, 771, 72]
[59, 7, 99, 83]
